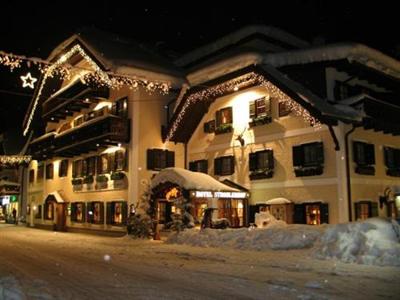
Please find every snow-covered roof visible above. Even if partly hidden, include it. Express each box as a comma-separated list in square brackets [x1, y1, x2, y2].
[47, 28, 185, 85]
[151, 167, 238, 192]
[175, 25, 310, 68]
[187, 43, 400, 86]
[45, 191, 64, 203]
[265, 198, 292, 205]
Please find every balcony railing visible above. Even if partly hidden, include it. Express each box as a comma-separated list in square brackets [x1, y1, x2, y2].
[42, 79, 109, 123]
[29, 132, 56, 160]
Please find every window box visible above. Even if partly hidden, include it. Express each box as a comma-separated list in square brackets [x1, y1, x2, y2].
[294, 166, 323, 177]
[249, 115, 272, 128]
[110, 171, 125, 181]
[215, 123, 233, 135]
[249, 169, 273, 180]
[71, 178, 83, 185]
[96, 175, 109, 189]
[83, 175, 94, 184]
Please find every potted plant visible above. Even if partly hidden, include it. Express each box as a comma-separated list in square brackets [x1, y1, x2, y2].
[249, 115, 271, 128]
[96, 174, 109, 189]
[215, 123, 233, 135]
[111, 171, 125, 189]
[111, 171, 125, 181]
[83, 175, 94, 184]
[71, 178, 83, 191]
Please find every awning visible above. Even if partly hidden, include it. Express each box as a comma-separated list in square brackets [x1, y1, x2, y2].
[151, 167, 239, 192]
[44, 191, 65, 203]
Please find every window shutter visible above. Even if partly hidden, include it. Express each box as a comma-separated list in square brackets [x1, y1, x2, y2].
[370, 202, 378, 217]
[189, 161, 196, 171]
[320, 203, 329, 224]
[354, 203, 361, 220]
[199, 160, 208, 174]
[214, 158, 222, 175]
[353, 142, 365, 165]
[96, 156, 102, 174]
[147, 149, 154, 170]
[225, 107, 233, 124]
[316, 142, 324, 164]
[81, 203, 86, 222]
[87, 202, 93, 223]
[121, 202, 128, 225]
[71, 203, 76, 222]
[384, 147, 395, 168]
[292, 145, 304, 167]
[268, 150, 274, 169]
[365, 143, 375, 165]
[293, 204, 305, 224]
[100, 202, 105, 224]
[107, 153, 114, 173]
[264, 97, 271, 117]
[249, 152, 257, 171]
[166, 151, 175, 168]
[72, 161, 77, 178]
[106, 202, 113, 225]
[249, 100, 255, 119]
[204, 120, 215, 133]
[215, 110, 222, 127]
[229, 156, 235, 175]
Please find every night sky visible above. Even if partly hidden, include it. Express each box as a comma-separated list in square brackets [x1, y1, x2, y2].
[0, 0, 398, 152]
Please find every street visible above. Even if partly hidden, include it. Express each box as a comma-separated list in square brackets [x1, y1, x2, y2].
[0, 225, 399, 300]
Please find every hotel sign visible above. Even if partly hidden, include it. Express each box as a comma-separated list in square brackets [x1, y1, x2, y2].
[194, 191, 247, 199]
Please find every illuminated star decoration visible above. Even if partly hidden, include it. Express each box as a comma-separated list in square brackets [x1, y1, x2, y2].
[20, 72, 37, 89]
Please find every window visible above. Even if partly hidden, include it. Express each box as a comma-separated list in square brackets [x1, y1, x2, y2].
[214, 156, 234, 176]
[354, 201, 378, 220]
[46, 163, 54, 180]
[292, 142, 324, 177]
[353, 141, 375, 175]
[71, 202, 85, 223]
[37, 163, 44, 181]
[217, 199, 245, 227]
[279, 101, 292, 117]
[44, 202, 54, 220]
[114, 150, 126, 171]
[384, 146, 400, 177]
[215, 107, 233, 134]
[72, 160, 83, 178]
[59, 159, 68, 177]
[112, 97, 128, 118]
[249, 97, 272, 127]
[97, 154, 110, 174]
[249, 150, 274, 180]
[147, 149, 175, 171]
[294, 202, 329, 224]
[189, 159, 208, 174]
[73, 116, 84, 127]
[29, 169, 35, 183]
[87, 202, 104, 224]
[203, 120, 216, 133]
[86, 157, 96, 176]
[106, 201, 127, 225]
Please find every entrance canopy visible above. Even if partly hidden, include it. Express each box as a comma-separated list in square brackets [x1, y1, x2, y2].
[44, 191, 65, 204]
[265, 197, 292, 205]
[151, 167, 239, 192]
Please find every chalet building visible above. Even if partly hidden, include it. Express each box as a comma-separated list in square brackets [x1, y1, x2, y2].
[23, 29, 185, 232]
[164, 26, 400, 225]
[23, 26, 400, 232]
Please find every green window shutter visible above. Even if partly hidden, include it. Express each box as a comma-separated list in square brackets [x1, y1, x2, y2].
[249, 152, 257, 171]
[229, 156, 235, 175]
[121, 202, 128, 225]
[189, 161, 196, 171]
[147, 149, 154, 170]
[293, 204, 305, 224]
[293, 145, 304, 167]
[370, 202, 378, 217]
[366, 143, 375, 165]
[214, 158, 222, 175]
[106, 202, 113, 225]
[249, 100, 255, 119]
[315, 142, 324, 164]
[166, 151, 175, 168]
[268, 150, 274, 169]
[320, 203, 329, 224]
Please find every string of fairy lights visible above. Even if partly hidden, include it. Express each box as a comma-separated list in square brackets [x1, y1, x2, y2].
[0, 155, 32, 166]
[0, 45, 171, 136]
[165, 72, 320, 141]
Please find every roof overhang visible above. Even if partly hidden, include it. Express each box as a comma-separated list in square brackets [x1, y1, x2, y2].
[45, 191, 64, 204]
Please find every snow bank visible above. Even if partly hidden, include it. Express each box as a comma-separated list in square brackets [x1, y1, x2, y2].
[0, 276, 25, 300]
[167, 223, 324, 251]
[313, 218, 400, 266]
[254, 210, 286, 228]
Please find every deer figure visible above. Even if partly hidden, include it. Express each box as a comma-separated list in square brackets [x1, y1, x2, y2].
[234, 126, 247, 147]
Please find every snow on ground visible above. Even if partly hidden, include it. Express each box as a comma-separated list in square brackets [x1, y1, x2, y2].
[168, 217, 400, 266]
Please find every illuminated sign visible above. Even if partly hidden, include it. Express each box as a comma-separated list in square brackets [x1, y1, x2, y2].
[10, 195, 18, 202]
[1, 196, 10, 205]
[194, 191, 247, 199]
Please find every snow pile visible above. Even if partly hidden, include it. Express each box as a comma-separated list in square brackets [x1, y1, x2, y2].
[314, 218, 400, 266]
[167, 223, 324, 251]
[0, 276, 25, 300]
[254, 210, 286, 228]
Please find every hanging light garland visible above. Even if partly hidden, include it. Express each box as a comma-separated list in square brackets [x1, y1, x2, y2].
[165, 72, 320, 141]
[0, 155, 32, 167]
[4, 45, 171, 136]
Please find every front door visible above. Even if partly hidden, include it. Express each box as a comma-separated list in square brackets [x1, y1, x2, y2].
[56, 203, 66, 231]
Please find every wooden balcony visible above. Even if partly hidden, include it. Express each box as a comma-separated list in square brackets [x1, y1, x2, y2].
[42, 79, 109, 123]
[53, 115, 130, 157]
[29, 132, 56, 160]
